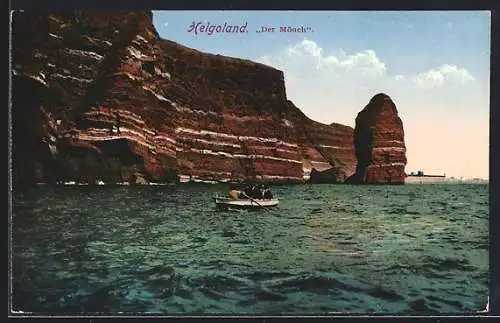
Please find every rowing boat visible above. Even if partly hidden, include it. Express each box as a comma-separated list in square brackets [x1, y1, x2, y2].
[214, 195, 279, 210]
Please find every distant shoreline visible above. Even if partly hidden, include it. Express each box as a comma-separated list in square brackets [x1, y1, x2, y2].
[24, 180, 488, 187]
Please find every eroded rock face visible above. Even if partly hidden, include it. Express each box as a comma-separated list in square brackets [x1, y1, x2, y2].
[346, 93, 407, 184]
[304, 120, 356, 183]
[12, 11, 356, 185]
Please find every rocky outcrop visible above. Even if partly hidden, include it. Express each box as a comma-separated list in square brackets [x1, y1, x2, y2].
[304, 120, 356, 183]
[12, 11, 357, 186]
[346, 93, 407, 184]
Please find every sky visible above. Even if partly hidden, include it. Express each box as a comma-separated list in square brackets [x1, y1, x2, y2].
[152, 11, 491, 180]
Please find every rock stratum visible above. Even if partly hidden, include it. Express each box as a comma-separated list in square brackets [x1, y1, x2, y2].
[11, 11, 405, 186]
[346, 94, 407, 184]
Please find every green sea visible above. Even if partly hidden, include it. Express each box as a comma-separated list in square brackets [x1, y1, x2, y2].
[11, 183, 489, 315]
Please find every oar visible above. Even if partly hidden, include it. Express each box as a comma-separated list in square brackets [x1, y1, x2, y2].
[241, 192, 270, 212]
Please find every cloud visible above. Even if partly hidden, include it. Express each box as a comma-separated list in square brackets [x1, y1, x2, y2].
[413, 64, 475, 89]
[259, 39, 387, 78]
[253, 38, 488, 179]
[258, 39, 476, 91]
[255, 39, 478, 120]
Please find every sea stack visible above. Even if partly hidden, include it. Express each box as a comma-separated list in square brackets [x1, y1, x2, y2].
[346, 93, 407, 184]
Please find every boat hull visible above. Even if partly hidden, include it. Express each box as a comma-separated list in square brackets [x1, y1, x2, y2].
[214, 197, 279, 210]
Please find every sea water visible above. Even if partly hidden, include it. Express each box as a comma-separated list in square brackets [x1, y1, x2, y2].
[11, 184, 489, 314]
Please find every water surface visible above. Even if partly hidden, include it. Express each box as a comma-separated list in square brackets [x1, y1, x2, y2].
[12, 184, 489, 314]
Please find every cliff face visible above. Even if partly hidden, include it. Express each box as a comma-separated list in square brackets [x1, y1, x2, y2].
[12, 11, 357, 185]
[304, 120, 356, 183]
[346, 93, 407, 184]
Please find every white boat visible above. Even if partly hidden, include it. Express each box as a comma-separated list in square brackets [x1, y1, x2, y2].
[214, 195, 279, 210]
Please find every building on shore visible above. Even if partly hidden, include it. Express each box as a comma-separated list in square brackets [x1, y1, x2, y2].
[405, 170, 446, 184]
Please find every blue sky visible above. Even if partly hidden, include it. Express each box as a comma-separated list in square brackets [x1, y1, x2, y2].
[152, 11, 491, 179]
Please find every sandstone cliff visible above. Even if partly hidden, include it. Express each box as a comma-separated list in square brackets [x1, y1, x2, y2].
[346, 93, 407, 185]
[12, 11, 357, 186]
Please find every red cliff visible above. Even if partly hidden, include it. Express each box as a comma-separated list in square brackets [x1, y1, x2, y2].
[346, 93, 407, 184]
[12, 11, 357, 185]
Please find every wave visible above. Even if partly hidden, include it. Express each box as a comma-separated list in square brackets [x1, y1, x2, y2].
[13, 183, 488, 314]
[408, 298, 441, 314]
[248, 271, 404, 302]
[422, 255, 476, 272]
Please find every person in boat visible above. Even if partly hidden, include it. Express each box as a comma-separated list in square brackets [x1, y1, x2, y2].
[257, 184, 273, 199]
[244, 184, 255, 199]
[240, 183, 270, 200]
[228, 183, 242, 200]
[228, 189, 241, 200]
[252, 184, 264, 199]
[263, 187, 273, 199]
